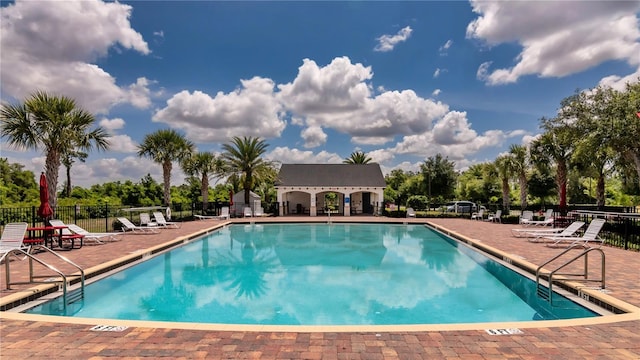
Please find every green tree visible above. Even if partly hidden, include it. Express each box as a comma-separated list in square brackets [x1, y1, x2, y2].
[530, 117, 576, 212]
[221, 136, 275, 206]
[509, 144, 529, 209]
[343, 151, 372, 164]
[494, 155, 512, 210]
[137, 129, 195, 206]
[1, 91, 110, 210]
[420, 154, 457, 201]
[611, 80, 640, 180]
[181, 151, 224, 210]
[61, 150, 87, 198]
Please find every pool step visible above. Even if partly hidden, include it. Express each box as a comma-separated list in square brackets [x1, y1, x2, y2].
[66, 287, 84, 305]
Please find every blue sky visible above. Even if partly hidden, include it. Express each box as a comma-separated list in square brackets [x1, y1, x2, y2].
[1, 0, 639, 188]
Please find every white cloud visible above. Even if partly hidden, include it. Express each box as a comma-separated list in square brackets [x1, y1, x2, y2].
[99, 118, 126, 132]
[300, 126, 327, 148]
[597, 66, 640, 91]
[107, 135, 139, 153]
[432, 89, 441, 96]
[374, 26, 413, 52]
[153, 76, 286, 142]
[439, 39, 453, 55]
[433, 68, 441, 78]
[0, 0, 151, 113]
[266, 147, 343, 164]
[467, 1, 640, 85]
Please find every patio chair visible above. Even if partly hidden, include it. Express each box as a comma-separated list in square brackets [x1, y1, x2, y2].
[471, 209, 484, 220]
[139, 213, 157, 227]
[0, 222, 28, 263]
[117, 217, 160, 234]
[511, 221, 584, 238]
[254, 207, 264, 217]
[243, 207, 253, 217]
[66, 223, 122, 243]
[522, 209, 554, 227]
[195, 207, 231, 220]
[153, 211, 180, 228]
[406, 207, 416, 218]
[486, 209, 502, 223]
[526, 221, 585, 243]
[542, 218, 606, 248]
[519, 210, 534, 224]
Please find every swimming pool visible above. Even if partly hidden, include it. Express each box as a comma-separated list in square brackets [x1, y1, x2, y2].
[25, 223, 598, 325]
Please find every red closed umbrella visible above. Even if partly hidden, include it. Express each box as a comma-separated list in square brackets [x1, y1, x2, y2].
[37, 172, 53, 220]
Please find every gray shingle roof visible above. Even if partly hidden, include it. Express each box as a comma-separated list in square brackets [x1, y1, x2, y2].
[276, 164, 386, 187]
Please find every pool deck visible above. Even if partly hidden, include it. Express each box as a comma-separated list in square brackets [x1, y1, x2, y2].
[1, 216, 639, 359]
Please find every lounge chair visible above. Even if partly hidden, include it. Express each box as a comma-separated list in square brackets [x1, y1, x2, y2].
[117, 217, 160, 234]
[66, 223, 121, 243]
[406, 207, 416, 218]
[511, 221, 584, 238]
[471, 209, 484, 220]
[522, 209, 554, 227]
[0, 222, 28, 263]
[519, 210, 534, 224]
[254, 207, 264, 217]
[243, 207, 253, 217]
[486, 209, 502, 223]
[153, 211, 180, 228]
[542, 218, 606, 248]
[139, 213, 157, 227]
[526, 221, 585, 243]
[194, 207, 230, 220]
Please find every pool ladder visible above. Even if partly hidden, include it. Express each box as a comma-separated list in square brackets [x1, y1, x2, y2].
[4, 245, 85, 308]
[535, 244, 605, 305]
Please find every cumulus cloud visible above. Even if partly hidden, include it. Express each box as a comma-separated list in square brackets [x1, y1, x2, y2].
[374, 26, 413, 52]
[439, 40, 453, 55]
[266, 147, 343, 164]
[301, 126, 327, 148]
[153, 76, 286, 142]
[467, 0, 640, 85]
[99, 118, 126, 132]
[0, 0, 151, 113]
[432, 89, 441, 97]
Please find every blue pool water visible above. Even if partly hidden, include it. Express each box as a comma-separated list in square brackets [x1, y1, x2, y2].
[26, 223, 598, 325]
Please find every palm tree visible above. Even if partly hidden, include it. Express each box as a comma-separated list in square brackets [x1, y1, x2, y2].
[137, 129, 195, 206]
[61, 150, 87, 197]
[508, 144, 529, 210]
[343, 151, 372, 164]
[530, 119, 575, 212]
[494, 155, 512, 211]
[181, 151, 225, 211]
[0, 91, 109, 210]
[221, 136, 274, 206]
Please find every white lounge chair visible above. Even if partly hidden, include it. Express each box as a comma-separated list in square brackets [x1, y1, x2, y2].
[519, 210, 534, 224]
[139, 213, 157, 227]
[153, 211, 180, 228]
[194, 207, 230, 220]
[471, 209, 484, 220]
[49, 219, 105, 246]
[254, 207, 264, 217]
[0, 222, 28, 263]
[406, 207, 416, 218]
[486, 209, 502, 223]
[526, 221, 585, 243]
[543, 218, 606, 248]
[512, 221, 584, 238]
[117, 217, 160, 234]
[522, 209, 554, 227]
[66, 223, 121, 243]
[243, 207, 253, 217]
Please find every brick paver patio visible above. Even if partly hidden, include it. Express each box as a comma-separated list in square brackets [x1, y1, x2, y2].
[1, 216, 639, 359]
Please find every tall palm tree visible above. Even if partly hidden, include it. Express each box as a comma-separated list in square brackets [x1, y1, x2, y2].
[137, 129, 195, 206]
[508, 144, 529, 210]
[181, 151, 225, 211]
[494, 155, 512, 211]
[343, 151, 372, 164]
[61, 149, 87, 197]
[221, 136, 274, 206]
[1, 91, 109, 210]
[530, 120, 575, 212]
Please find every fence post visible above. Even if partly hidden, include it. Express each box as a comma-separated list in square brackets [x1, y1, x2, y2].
[105, 203, 109, 232]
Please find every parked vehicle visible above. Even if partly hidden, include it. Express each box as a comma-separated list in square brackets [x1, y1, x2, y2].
[444, 201, 481, 213]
